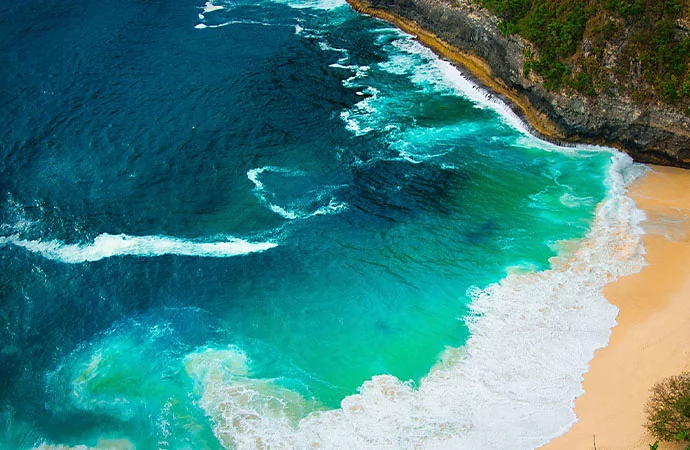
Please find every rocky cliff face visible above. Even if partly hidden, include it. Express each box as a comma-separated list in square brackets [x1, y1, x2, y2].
[352, 0, 690, 167]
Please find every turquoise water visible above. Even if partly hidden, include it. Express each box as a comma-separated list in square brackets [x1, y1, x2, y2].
[0, 0, 621, 448]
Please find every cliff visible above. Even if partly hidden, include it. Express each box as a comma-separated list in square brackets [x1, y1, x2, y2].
[347, 0, 690, 168]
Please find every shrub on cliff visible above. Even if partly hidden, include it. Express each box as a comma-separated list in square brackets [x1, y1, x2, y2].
[479, 0, 690, 109]
[645, 371, 690, 444]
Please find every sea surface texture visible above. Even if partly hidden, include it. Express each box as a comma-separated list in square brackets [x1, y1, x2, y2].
[0, 0, 647, 448]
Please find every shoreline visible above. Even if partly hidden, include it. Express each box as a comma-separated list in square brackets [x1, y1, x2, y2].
[346, 0, 690, 168]
[345, 0, 568, 145]
[542, 165, 690, 450]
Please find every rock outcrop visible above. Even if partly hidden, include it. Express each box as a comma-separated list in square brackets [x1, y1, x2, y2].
[348, 0, 690, 167]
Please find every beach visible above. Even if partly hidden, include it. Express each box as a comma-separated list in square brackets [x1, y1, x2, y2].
[542, 165, 690, 450]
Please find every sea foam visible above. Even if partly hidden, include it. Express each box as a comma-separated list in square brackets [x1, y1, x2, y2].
[188, 152, 647, 450]
[0, 233, 277, 263]
[344, 29, 536, 144]
[185, 347, 320, 449]
[203, 1, 224, 13]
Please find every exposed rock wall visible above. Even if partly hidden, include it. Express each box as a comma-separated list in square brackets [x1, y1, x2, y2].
[350, 0, 690, 167]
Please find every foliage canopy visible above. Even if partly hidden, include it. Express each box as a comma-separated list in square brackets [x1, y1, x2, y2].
[478, 0, 690, 108]
[645, 371, 690, 444]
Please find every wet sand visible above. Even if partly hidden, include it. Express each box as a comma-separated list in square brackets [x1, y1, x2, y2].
[542, 165, 690, 450]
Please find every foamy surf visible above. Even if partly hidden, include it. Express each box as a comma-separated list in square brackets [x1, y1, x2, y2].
[185, 347, 320, 449]
[338, 27, 537, 143]
[380, 32, 534, 136]
[0, 233, 277, 263]
[182, 152, 647, 450]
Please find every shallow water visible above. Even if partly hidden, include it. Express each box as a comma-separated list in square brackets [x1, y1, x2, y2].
[0, 0, 644, 448]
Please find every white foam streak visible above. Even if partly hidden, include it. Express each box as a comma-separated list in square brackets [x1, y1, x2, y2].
[311, 198, 348, 216]
[319, 42, 348, 54]
[247, 167, 303, 219]
[196, 20, 284, 29]
[247, 166, 348, 220]
[265, 0, 347, 10]
[339, 87, 379, 136]
[195, 22, 231, 29]
[0, 233, 277, 263]
[279, 0, 347, 10]
[270, 205, 299, 220]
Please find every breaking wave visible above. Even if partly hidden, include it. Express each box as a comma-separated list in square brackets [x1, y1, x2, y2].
[181, 152, 648, 449]
[0, 233, 277, 263]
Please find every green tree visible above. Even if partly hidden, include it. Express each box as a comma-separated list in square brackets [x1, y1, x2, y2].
[645, 371, 690, 445]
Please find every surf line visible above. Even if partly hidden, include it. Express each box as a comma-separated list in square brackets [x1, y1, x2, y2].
[344, 0, 574, 146]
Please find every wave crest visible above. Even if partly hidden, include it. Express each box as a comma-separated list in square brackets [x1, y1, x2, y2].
[0, 233, 277, 263]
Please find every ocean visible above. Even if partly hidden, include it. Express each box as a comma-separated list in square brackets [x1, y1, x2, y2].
[0, 0, 647, 448]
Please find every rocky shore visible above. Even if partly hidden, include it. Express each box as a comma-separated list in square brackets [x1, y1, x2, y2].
[347, 0, 690, 168]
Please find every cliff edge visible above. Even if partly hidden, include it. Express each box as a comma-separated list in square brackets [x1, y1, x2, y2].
[347, 0, 690, 167]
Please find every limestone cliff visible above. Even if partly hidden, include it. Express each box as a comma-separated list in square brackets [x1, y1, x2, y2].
[348, 0, 690, 167]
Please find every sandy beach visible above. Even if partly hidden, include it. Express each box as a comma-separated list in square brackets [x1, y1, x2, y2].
[542, 165, 690, 450]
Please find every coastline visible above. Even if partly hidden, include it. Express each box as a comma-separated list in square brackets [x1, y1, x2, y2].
[346, 3, 690, 449]
[345, 0, 690, 168]
[345, 0, 567, 144]
[542, 165, 690, 450]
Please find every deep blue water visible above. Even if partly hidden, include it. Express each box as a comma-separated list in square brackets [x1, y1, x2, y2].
[0, 0, 613, 447]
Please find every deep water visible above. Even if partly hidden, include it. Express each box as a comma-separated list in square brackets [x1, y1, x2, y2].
[0, 0, 614, 447]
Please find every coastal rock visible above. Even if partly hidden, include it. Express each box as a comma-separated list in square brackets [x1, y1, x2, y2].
[349, 0, 690, 167]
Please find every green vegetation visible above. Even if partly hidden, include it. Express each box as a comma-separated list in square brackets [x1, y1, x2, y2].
[478, 0, 690, 108]
[645, 371, 690, 448]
